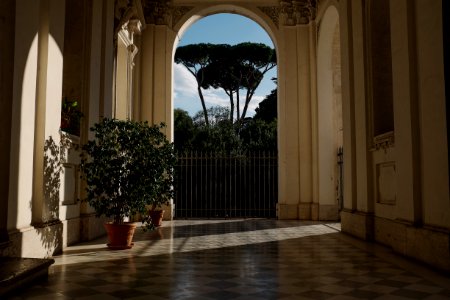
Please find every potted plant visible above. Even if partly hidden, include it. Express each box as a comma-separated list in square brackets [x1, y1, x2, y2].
[145, 130, 176, 227]
[61, 97, 83, 136]
[80, 118, 175, 249]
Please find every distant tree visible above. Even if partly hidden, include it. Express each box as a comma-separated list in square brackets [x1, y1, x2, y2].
[174, 108, 194, 152]
[175, 44, 216, 126]
[174, 105, 277, 153]
[254, 88, 277, 122]
[192, 106, 230, 127]
[240, 119, 277, 151]
[191, 120, 242, 153]
[232, 43, 276, 122]
[176, 43, 276, 125]
[200, 43, 276, 124]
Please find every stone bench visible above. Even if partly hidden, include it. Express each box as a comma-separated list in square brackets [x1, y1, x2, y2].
[0, 257, 54, 297]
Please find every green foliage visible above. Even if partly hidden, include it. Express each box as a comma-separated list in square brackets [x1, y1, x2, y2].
[80, 118, 176, 225]
[239, 119, 277, 151]
[174, 109, 194, 152]
[174, 105, 277, 154]
[254, 88, 277, 122]
[191, 119, 242, 154]
[192, 106, 230, 126]
[175, 42, 276, 125]
[61, 97, 83, 136]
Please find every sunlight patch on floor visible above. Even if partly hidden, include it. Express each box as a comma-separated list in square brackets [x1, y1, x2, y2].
[53, 221, 340, 266]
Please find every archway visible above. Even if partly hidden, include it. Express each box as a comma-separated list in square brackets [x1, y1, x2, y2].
[138, 0, 333, 220]
[171, 5, 280, 138]
[172, 11, 279, 218]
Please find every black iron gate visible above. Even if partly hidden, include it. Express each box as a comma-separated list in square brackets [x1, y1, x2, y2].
[174, 151, 278, 218]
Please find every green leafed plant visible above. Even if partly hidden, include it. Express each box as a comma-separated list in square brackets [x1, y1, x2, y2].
[61, 97, 83, 136]
[80, 118, 176, 227]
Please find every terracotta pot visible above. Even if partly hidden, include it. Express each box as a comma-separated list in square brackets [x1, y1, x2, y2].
[149, 210, 164, 227]
[104, 222, 137, 250]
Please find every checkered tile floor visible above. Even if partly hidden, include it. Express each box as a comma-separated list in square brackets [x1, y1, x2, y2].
[7, 220, 450, 299]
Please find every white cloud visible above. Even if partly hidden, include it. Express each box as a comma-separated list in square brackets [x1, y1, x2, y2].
[173, 63, 198, 99]
[173, 63, 266, 117]
[246, 95, 264, 116]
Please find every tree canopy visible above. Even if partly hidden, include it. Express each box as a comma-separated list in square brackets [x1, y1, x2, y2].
[175, 42, 276, 127]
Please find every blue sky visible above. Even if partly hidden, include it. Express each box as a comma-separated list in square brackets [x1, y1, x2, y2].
[174, 13, 277, 117]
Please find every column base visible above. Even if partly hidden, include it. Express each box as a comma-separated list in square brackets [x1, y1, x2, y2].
[0, 222, 63, 258]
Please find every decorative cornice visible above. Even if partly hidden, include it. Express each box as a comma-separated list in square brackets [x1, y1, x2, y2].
[372, 131, 395, 151]
[139, 0, 317, 29]
[258, 6, 280, 28]
[279, 0, 317, 26]
[143, 0, 172, 25]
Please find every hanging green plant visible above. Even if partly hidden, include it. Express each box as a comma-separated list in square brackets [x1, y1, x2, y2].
[61, 97, 83, 136]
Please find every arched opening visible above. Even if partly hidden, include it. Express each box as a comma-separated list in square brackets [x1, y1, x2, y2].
[173, 13, 276, 123]
[317, 4, 343, 218]
[171, 9, 279, 218]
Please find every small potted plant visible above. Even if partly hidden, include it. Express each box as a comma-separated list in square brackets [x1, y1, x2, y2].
[80, 118, 175, 249]
[61, 97, 83, 136]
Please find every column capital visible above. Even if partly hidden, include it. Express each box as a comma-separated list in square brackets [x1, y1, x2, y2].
[260, 0, 318, 28]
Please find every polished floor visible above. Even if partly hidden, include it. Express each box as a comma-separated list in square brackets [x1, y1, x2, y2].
[7, 220, 450, 299]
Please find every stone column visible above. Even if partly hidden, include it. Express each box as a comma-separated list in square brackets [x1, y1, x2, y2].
[389, 0, 421, 224]
[339, 0, 373, 238]
[277, 0, 315, 220]
[351, 0, 371, 216]
[79, 0, 108, 240]
[277, 25, 301, 219]
[100, 0, 115, 119]
[32, 0, 65, 228]
[0, 0, 15, 248]
[339, 0, 357, 214]
[9, 0, 40, 235]
[140, 23, 175, 139]
[414, 0, 449, 228]
[140, 23, 176, 220]
[297, 23, 314, 219]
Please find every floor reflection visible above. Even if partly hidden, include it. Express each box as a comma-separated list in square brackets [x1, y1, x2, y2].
[8, 220, 450, 300]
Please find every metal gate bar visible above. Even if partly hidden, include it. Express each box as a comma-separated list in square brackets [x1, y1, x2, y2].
[175, 151, 278, 218]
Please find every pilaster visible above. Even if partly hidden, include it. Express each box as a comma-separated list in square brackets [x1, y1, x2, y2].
[9, 0, 40, 231]
[277, 0, 316, 219]
[339, 0, 357, 211]
[389, 0, 421, 224]
[0, 0, 15, 245]
[32, 0, 65, 227]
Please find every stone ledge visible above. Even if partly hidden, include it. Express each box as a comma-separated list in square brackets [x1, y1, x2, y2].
[0, 257, 54, 297]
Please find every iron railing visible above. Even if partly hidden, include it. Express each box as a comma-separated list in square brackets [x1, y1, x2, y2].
[174, 151, 278, 218]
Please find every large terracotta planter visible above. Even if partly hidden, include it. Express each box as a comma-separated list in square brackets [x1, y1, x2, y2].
[148, 210, 164, 227]
[104, 222, 137, 250]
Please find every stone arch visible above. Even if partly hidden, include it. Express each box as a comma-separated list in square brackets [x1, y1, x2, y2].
[138, 0, 327, 220]
[172, 5, 280, 52]
[169, 4, 281, 131]
[316, 3, 342, 218]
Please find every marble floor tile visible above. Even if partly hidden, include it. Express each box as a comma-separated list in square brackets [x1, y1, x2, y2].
[5, 220, 450, 299]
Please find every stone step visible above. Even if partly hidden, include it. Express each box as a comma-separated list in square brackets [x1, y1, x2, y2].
[0, 257, 55, 298]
